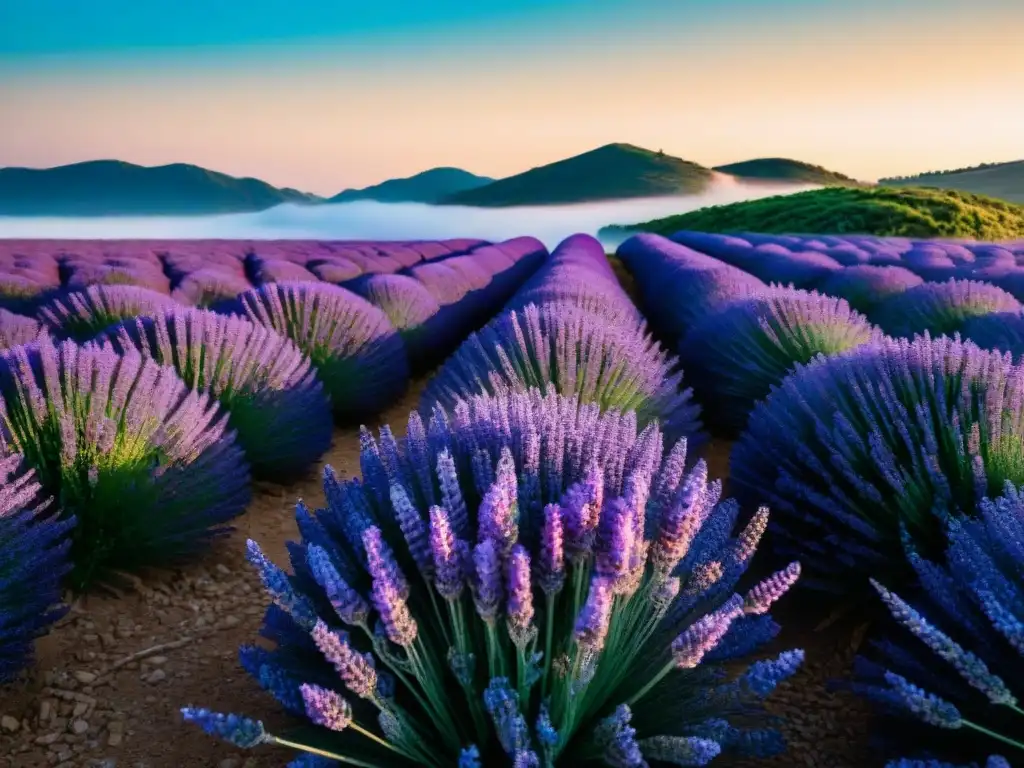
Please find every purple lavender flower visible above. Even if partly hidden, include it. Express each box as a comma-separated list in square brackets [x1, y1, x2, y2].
[574, 577, 614, 653]
[961, 311, 1024, 359]
[537, 504, 566, 595]
[743, 562, 802, 615]
[389, 483, 433, 579]
[817, 265, 924, 315]
[98, 308, 332, 480]
[180, 708, 268, 749]
[595, 704, 646, 768]
[232, 282, 409, 419]
[505, 544, 535, 645]
[429, 506, 466, 601]
[483, 677, 530, 756]
[672, 596, 745, 669]
[299, 684, 353, 732]
[0, 308, 48, 351]
[639, 735, 721, 766]
[596, 498, 635, 592]
[305, 544, 369, 626]
[362, 527, 417, 647]
[310, 620, 378, 699]
[471, 538, 503, 623]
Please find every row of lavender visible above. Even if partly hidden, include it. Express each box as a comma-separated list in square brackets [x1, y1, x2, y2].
[0, 237, 547, 684]
[672, 230, 1024, 356]
[0, 237, 488, 312]
[181, 234, 807, 767]
[618, 232, 1022, 767]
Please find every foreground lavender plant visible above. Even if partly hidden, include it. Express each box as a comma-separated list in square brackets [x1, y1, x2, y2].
[817, 265, 924, 316]
[97, 309, 333, 480]
[0, 453, 74, 681]
[183, 389, 802, 766]
[0, 338, 251, 590]
[37, 285, 182, 341]
[0, 308, 49, 351]
[420, 301, 703, 445]
[731, 333, 1024, 596]
[679, 286, 881, 436]
[849, 483, 1024, 766]
[229, 282, 409, 420]
[872, 279, 1022, 339]
[961, 312, 1024, 359]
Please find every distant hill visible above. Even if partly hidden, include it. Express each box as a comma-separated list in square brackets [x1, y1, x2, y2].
[714, 158, 860, 186]
[330, 167, 495, 205]
[880, 160, 1024, 204]
[0, 160, 320, 216]
[600, 186, 1024, 240]
[441, 143, 715, 207]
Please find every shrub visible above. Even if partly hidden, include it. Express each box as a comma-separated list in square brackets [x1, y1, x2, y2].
[679, 287, 881, 436]
[872, 279, 1022, 339]
[171, 270, 254, 308]
[817, 265, 924, 315]
[345, 274, 442, 359]
[850, 483, 1024, 766]
[37, 285, 182, 341]
[0, 308, 49, 351]
[182, 389, 803, 766]
[0, 338, 251, 590]
[97, 309, 333, 481]
[230, 282, 409, 420]
[960, 312, 1024, 359]
[420, 301, 703, 445]
[730, 333, 1024, 595]
[0, 454, 74, 682]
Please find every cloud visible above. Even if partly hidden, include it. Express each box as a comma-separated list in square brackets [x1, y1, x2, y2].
[0, 178, 815, 250]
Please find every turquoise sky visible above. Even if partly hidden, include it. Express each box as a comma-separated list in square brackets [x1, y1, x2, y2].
[2, 0, 1021, 193]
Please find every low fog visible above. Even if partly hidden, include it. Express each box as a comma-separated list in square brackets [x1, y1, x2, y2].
[0, 178, 816, 249]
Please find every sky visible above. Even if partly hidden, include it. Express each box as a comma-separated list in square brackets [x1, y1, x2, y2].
[1, 0, 1022, 196]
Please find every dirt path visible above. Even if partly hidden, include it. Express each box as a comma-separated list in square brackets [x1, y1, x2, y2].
[0, 385, 870, 768]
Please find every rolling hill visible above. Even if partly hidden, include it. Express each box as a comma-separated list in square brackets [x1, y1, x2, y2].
[441, 143, 715, 207]
[330, 167, 494, 204]
[599, 186, 1024, 241]
[0, 160, 320, 216]
[713, 158, 860, 186]
[879, 160, 1024, 204]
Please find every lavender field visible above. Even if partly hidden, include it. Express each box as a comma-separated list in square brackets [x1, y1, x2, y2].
[1, 231, 1023, 768]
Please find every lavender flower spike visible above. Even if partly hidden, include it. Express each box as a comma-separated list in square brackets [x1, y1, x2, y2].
[574, 577, 615, 654]
[883, 671, 963, 729]
[299, 684, 353, 732]
[363, 527, 418, 647]
[472, 538, 504, 623]
[537, 504, 566, 595]
[310, 620, 378, 699]
[506, 544, 536, 646]
[673, 595, 745, 669]
[743, 562, 802, 615]
[389, 483, 433, 579]
[429, 506, 466, 601]
[305, 544, 369, 627]
[180, 708, 268, 749]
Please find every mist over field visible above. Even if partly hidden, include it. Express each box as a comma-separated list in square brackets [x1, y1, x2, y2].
[0, 178, 816, 249]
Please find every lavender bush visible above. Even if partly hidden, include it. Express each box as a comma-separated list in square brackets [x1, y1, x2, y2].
[171, 269, 254, 308]
[730, 333, 1024, 595]
[230, 282, 410, 420]
[961, 312, 1024, 360]
[37, 285, 182, 341]
[0, 453, 74, 682]
[420, 301, 703, 445]
[679, 287, 881, 436]
[872, 279, 1022, 339]
[817, 265, 925, 316]
[850, 482, 1024, 766]
[97, 309, 333, 481]
[183, 389, 803, 766]
[0, 308, 49, 351]
[0, 338, 251, 589]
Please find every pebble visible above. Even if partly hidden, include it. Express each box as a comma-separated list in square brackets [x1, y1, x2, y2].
[144, 670, 166, 684]
[217, 759, 240, 768]
[71, 719, 90, 735]
[74, 671, 98, 685]
[1, 714, 20, 732]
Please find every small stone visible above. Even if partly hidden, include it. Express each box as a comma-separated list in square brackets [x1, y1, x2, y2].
[215, 564, 231, 576]
[147, 656, 167, 666]
[1, 715, 20, 732]
[35, 732, 61, 746]
[72, 702, 89, 718]
[71, 720, 89, 735]
[144, 670, 166, 684]
[221, 616, 240, 629]
[73, 671, 97, 685]
[106, 731, 123, 748]
[217, 759, 240, 768]
[39, 700, 54, 721]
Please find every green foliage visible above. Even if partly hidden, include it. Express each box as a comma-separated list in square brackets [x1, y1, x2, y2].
[442, 143, 714, 207]
[713, 158, 861, 186]
[601, 186, 1024, 240]
[880, 160, 1024, 204]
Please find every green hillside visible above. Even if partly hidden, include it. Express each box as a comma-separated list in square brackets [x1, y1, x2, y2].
[0, 160, 320, 216]
[600, 186, 1024, 240]
[330, 167, 494, 204]
[714, 158, 860, 186]
[442, 143, 714, 207]
[880, 160, 1024, 204]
